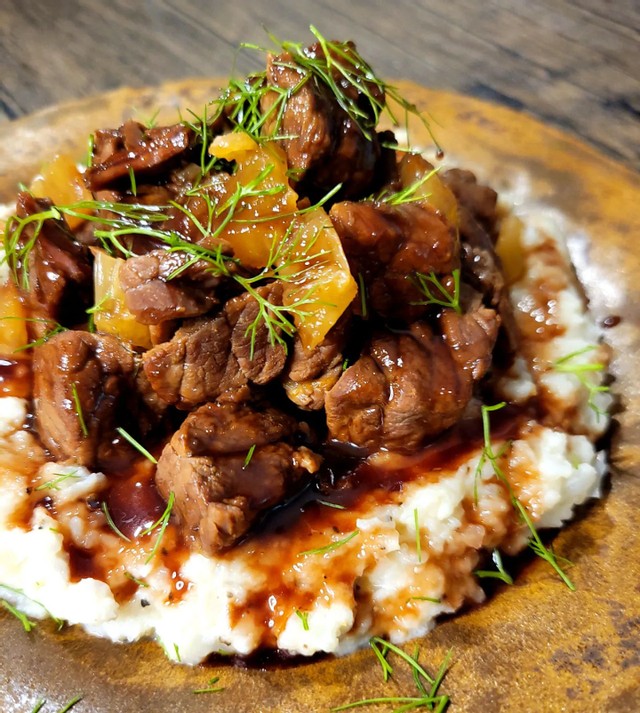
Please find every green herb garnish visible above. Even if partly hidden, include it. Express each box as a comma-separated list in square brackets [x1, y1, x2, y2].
[124, 572, 149, 588]
[243, 444, 256, 469]
[479, 403, 575, 590]
[57, 695, 83, 713]
[298, 529, 359, 557]
[0, 584, 64, 630]
[71, 383, 89, 437]
[0, 316, 66, 353]
[317, 499, 346, 510]
[412, 269, 461, 314]
[376, 167, 439, 206]
[193, 676, 225, 694]
[35, 469, 81, 492]
[295, 609, 310, 631]
[115, 427, 157, 464]
[101, 501, 131, 542]
[333, 638, 451, 711]
[85, 133, 95, 167]
[140, 492, 175, 564]
[552, 345, 609, 418]
[127, 165, 137, 196]
[475, 549, 513, 585]
[1, 599, 36, 632]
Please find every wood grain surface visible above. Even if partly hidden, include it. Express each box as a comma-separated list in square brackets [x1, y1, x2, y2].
[0, 0, 639, 170]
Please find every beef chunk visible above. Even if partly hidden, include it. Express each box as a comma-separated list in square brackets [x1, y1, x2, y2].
[440, 302, 499, 381]
[119, 249, 222, 325]
[283, 313, 349, 410]
[442, 168, 498, 237]
[326, 325, 470, 451]
[263, 42, 383, 198]
[442, 169, 503, 305]
[142, 283, 287, 408]
[12, 192, 92, 331]
[33, 331, 147, 469]
[330, 200, 459, 319]
[225, 283, 287, 385]
[325, 309, 499, 451]
[142, 315, 247, 409]
[85, 121, 193, 192]
[155, 402, 321, 552]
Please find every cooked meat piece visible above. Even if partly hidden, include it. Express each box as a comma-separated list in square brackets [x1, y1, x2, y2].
[142, 282, 287, 408]
[225, 283, 287, 384]
[440, 303, 499, 380]
[326, 310, 498, 451]
[177, 401, 297, 454]
[442, 169, 503, 305]
[283, 313, 349, 410]
[325, 355, 387, 447]
[142, 315, 248, 409]
[442, 168, 498, 237]
[13, 192, 92, 331]
[85, 121, 193, 192]
[155, 402, 321, 552]
[263, 42, 383, 198]
[330, 200, 459, 319]
[119, 249, 222, 324]
[457, 212, 505, 306]
[33, 331, 146, 469]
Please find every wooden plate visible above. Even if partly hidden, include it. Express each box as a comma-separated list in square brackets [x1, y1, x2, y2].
[0, 80, 638, 712]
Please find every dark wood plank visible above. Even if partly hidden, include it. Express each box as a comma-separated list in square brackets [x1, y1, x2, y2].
[0, 0, 638, 169]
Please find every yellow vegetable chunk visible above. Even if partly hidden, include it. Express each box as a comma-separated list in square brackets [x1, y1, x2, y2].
[495, 213, 526, 285]
[0, 282, 28, 353]
[208, 132, 355, 348]
[210, 132, 259, 161]
[91, 249, 152, 349]
[282, 208, 357, 350]
[207, 133, 299, 268]
[399, 154, 459, 228]
[30, 154, 93, 229]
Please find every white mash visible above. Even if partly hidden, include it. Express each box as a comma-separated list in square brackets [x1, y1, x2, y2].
[0, 182, 611, 665]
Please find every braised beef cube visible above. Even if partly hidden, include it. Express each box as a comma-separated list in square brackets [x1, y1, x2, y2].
[442, 168, 498, 237]
[142, 315, 248, 409]
[330, 200, 459, 319]
[142, 282, 287, 409]
[225, 282, 287, 385]
[325, 308, 499, 451]
[442, 169, 503, 305]
[155, 402, 321, 552]
[33, 331, 150, 469]
[262, 42, 384, 199]
[440, 301, 499, 380]
[12, 192, 92, 332]
[119, 249, 222, 325]
[85, 121, 193, 192]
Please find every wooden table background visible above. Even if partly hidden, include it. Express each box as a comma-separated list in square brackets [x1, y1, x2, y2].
[0, 0, 638, 171]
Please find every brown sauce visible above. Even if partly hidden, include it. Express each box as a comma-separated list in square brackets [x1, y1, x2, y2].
[226, 406, 527, 646]
[0, 356, 32, 399]
[68, 543, 105, 582]
[602, 315, 621, 329]
[104, 461, 166, 540]
[0, 320, 532, 651]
